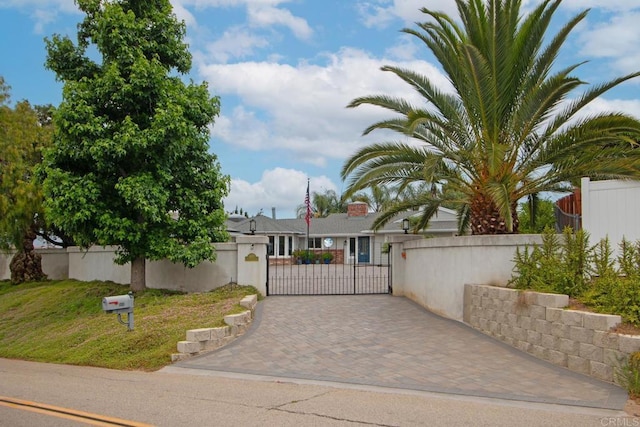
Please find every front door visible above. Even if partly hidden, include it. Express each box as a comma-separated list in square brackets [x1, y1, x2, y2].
[357, 236, 370, 263]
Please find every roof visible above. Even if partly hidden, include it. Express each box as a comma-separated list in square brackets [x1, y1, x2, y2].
[226, 207, 459, 237]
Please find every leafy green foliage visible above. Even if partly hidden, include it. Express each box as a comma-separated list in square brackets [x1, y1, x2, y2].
[510, 228, 590, 296]
[582, 240, 640, 325]
[341, 0, 640, 235]
[0, 78, 52, 251]
[615, 351, 640, 398]
[42, 0, 229, 287]
[518, 197, 557, 234]
[0, 280, 257, 370]
[512, 230, 640, 325]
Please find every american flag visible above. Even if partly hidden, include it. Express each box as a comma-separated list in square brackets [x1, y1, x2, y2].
[305, 180, 311, 226]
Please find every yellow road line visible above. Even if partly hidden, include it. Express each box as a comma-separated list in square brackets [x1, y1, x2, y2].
[0, 396, 154, 427]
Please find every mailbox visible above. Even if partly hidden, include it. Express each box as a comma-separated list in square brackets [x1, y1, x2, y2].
[102, 292, 134, 330]
[102, 294, 134, 313]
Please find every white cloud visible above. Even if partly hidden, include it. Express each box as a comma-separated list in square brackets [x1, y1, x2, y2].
[173, 0, 312, 40]
[560, 0, 640, 12]
[384, 34, 420, 61]
[0, 0, 78, 32]
[573, 97, 640, 121]
[356, 0, 459, 29]
[224, 168, 336, 218]
[204, 26, 269, 63]
[577, 12, 640, 74]
[32, 8, 57, 34]
[247, 4, 312, 39]
[201, 48, 452, 167]
[180, 0, 291, 7]
[170, 0, 197, 27]
[0, 0, 76, 11]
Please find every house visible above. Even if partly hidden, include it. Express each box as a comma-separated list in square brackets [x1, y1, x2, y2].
[226, 202, 459, 265]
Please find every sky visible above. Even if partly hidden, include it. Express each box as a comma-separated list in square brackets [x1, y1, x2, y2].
[1, 0, 640, 219]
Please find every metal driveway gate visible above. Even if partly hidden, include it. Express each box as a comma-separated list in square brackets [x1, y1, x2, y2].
[266, 259, 391, 296]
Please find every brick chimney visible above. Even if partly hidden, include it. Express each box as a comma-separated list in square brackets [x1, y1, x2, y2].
[347, 202, 368, 217]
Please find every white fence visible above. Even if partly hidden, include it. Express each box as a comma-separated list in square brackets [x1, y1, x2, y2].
[1, 236, 268, 295]
[581, 177, 640, 252]
[0, 248, 70, 281]
[3, 234, 540, 323]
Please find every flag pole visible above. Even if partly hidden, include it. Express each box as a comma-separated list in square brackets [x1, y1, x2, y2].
[305, 178, 310, 258]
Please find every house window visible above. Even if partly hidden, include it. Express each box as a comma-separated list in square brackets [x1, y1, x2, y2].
[308, 237, 322, 249]
[278, 236, 285, 256]
[288, 236, 293, 255]
[268, 236, 275, 256]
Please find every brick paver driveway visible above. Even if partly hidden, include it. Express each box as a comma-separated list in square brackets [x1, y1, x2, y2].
[173, 295, 627, 410]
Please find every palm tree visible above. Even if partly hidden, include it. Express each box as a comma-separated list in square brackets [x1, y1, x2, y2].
[296, 189, 344, 218]
[344, 184, 392, 213]
[341, 0, 640, 235]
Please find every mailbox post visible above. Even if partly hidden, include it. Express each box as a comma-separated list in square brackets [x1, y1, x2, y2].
[102, 292, 134, 331]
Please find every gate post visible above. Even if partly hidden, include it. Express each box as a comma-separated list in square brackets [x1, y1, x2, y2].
[388, 235, 422, 296]
[236, 235, 269, 297]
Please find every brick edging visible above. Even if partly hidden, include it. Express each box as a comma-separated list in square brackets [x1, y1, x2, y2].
[171, 294, 258, 362]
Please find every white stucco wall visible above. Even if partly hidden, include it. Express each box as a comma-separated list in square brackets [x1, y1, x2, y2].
[146, 243, 238, 293]
[0, 253, 11, 281]
[582, 177, 640, 254]
[3, 238, 268, 295]
[391, 234, 542, 322]
[38, 249, 69, 280]
[68, 246, 131, 284]
[0, 249, 69, 281]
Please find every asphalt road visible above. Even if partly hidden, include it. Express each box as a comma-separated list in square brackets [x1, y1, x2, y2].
[0, 358, 636, 426]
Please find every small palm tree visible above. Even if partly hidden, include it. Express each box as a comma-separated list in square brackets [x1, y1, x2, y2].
[296, 189, 345, 218]
[342, 0, 640, 235]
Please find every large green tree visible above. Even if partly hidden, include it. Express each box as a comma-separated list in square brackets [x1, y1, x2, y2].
[0, 78, 56, 283]
[342, 0, 640, 235]
[43, 0, 229, 291]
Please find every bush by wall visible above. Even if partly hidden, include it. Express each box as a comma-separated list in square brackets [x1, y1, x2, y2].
[510, 229, 640, 326]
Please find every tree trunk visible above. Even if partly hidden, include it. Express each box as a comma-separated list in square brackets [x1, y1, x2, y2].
[9, 228, 46, 284]
[469, 193, 519, 235]
[130, 257, 146, 292]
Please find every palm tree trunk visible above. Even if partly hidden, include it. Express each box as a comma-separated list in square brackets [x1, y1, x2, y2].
[469, 193, 519, 235]
[9, 227, 46, 284]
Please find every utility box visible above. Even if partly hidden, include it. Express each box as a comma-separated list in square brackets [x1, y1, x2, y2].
[102, 294, 134, 313]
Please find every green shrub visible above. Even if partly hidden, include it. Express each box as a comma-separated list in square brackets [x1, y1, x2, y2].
[510, 245, 540, 291]
[616, 351, 640, 398]
[560, 228, 590, 296]
[512, 229, 640, 325]
[587, 275, 640, 326]
[510, 227, 590, 297]
[590, 237, 616, 279]
[619, 239, 640, 279]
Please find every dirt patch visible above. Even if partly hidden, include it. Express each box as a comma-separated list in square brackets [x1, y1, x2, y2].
[567, 297, 591, 312]
[625, 398, 640, 417]
[614, 323, 640, 336]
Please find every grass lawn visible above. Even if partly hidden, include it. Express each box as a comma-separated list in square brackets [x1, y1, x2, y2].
[0, 279, 258, 371]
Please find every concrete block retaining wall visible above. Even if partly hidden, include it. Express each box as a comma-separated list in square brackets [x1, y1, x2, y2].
[172, 294, 257, 361]
[464, 284, 640, 384]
